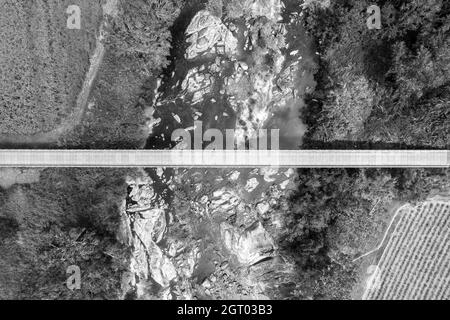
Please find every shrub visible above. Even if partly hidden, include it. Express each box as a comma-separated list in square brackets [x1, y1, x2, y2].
[106, 0, 184, 75]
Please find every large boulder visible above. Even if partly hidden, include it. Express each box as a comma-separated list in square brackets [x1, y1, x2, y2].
[147, 240, 178, 288]
[186, 10, 238, 59]
[125, 179, 176, 292]
[181, 67, 214, 104]
[221, 222, 275, 265]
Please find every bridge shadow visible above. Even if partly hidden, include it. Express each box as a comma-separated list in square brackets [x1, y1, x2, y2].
[0, 138, 444, 151]
[301, 138, 446, 150]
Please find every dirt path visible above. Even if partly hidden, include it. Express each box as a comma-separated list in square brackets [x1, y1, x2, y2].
[351, 201, 408, 300]
[0, 0, 119, 147]
[353, 192, 450, 299]
[353, 203, 410, 263]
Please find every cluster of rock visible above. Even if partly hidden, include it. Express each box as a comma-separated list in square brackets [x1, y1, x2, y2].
[120, 175, 177, 297]
[149, 0, 308, 149]
[181, 66, 215, 105]
[120, 167, 298, 300]
[248, 0, 284, 21]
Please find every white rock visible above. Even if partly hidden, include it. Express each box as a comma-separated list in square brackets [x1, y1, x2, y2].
[213, 189, 226, 198]
[130, 184, 156, 207]
[200, 195, 209, 204]
[202, 279, 212, 288]
[245, 178, 260, 193]
[220, 222, 275, 265]
[260, 167, 278, 182]
[156, 167, 165, 179]
[181, 67, 214, 104]
[148, 240, 177, 288]
[229, 171, 241, 181]
[134, 209, 167, 244]
[248, 0, 284, 21]
[168, 243, 178, 257]
[256, 202, 270, 215]
[172, 113, 182, 124]
[186, 10, 238, 59]
[284, 168, 295, 178]
[239, 62, 249, 71]
[280, 179, 290, 190]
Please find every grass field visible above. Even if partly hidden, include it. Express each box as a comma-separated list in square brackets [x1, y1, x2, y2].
[0, 0, 103, 135]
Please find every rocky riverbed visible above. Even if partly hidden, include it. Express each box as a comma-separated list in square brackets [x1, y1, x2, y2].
[122, 0, 318, 300]
[120, 167, 298, 300]
[146, 0, 317, 150]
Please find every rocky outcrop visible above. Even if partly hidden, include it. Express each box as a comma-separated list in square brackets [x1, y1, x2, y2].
[121, 168, 298, 300]
[122, 176, 176, 293]
[221, 222, 275, 265]
[181, 67, 215, 105]
[186, 10, 238, 60]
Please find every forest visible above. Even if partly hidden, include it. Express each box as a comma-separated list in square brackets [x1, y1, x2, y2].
[282, 167, 449, 299]
[301, 0, 450, 149]
[0, 169, 139, 299]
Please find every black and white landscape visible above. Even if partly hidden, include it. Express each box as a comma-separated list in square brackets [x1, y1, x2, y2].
[0, 0, 449, 302]
[0, 0, 448, 149]
[1, 167, 448, 300]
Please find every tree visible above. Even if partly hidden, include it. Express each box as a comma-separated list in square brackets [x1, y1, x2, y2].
[301, 0, 450, 148]
[106, 0, 183, 74]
